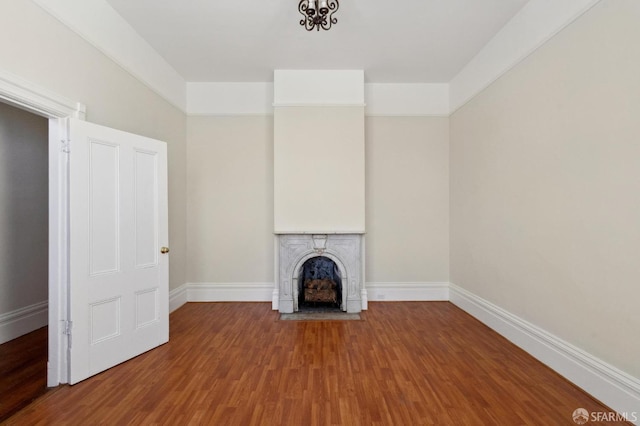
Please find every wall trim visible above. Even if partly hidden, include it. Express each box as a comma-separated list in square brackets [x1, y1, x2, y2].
[169, 284, 188, 313]
[168, 280, 640, 419]
[187, 113, 274, 118]
[187, 82, 273, 116]
[366, 282, 449, 302]
[449, 0, 602, 113]
[449, 283, 640, 420]
[177, 282, 450, 305]
[32, 1, 604, 118]
[0, 301, 48, 344]
[186, 82, 449, 117]
[187, 112, 448, 118]
[0, 68, 86, 119]
[180, 282, 450, 306]
[273, 103, 367, 108]
[33, 0, 186, 111]
[365, 83, 449, 116]
[0, 72, 84, 385]
[186, 282, 275, 302]
[365, 113, 450, 118]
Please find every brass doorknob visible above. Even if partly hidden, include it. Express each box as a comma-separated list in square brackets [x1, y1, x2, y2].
[160, 247, 170, 254]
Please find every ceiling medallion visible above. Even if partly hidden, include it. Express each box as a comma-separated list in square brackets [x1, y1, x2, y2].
[298, 0, 339, 31]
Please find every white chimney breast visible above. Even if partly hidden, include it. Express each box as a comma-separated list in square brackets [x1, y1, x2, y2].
[273, 70, 367, 313]
[273, 70, 365, 234]
[273, 70, 364, 106]
[273, 105, 365, 233]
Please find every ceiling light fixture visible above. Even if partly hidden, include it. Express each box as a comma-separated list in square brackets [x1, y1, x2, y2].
[298, 0, 339, 31]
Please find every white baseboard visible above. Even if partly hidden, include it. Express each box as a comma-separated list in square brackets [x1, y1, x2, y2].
[186, 282, 274, 302]
[169, 284, 188, 313]
[449, 283, 640, 422]
[0, 301, 48, 344]
[366, 282, 449, 302]
[183, 282, 449, 304]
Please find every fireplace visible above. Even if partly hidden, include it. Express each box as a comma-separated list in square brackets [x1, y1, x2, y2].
[272, 71, 366, 314]
[274, 234, 366, 313]
[298, 256, 342, 310]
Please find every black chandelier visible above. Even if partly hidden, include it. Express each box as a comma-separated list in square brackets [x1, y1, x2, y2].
[298, 0, 339, 31]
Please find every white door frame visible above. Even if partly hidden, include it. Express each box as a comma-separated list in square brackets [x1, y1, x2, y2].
[0, 69, 86, 386]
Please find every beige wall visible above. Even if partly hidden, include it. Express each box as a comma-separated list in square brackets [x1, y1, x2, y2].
[0, 102, 48, 314]
[450, 0, 640, 377]
[274, 107, 365, 233]
[187, 115, 450, 285]
[0, 1, 187, 290]
[366, 116, 449, 283]
[187, 116, 274, 283]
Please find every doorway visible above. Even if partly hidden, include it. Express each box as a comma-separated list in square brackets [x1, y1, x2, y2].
[0, 69, 170, 391]
[0, 69, 86, 391]
[0, 101, 49, 421]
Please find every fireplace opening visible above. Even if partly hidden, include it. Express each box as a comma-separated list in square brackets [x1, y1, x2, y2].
[297, 256, 342, 311]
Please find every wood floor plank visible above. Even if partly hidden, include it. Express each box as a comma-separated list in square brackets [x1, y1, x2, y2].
[2, 302, 630, 425]
[0, 327, 47, 423]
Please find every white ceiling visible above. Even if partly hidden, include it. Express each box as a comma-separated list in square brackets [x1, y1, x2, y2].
[105, 0, 530, 83]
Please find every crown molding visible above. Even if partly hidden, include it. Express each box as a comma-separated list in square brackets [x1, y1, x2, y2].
[449, 0, 603, 114]
[186, 82, 447, 117]
[365, 83, 449, 116]
[187, 82, 274, 116]
[32, 0, 186, 112]
[33, 0, 603, 117]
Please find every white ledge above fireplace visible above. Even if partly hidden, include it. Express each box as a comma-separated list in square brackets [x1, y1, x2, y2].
[273, 230, 366, 235]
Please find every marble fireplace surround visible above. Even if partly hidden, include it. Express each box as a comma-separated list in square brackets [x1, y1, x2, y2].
[274, 234, 367, 314]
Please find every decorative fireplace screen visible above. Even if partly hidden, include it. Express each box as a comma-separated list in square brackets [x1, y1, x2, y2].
[299, 256, 342, 307]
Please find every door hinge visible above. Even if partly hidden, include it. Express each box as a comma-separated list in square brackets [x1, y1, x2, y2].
[61, 139, 70, 153]
[63, 320, 73, 347]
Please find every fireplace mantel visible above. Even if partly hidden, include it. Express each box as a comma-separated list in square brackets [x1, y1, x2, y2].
[274, 234, 367, 313]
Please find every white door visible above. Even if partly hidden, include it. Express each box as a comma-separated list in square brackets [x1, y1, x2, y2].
[67, 117, 169, 384]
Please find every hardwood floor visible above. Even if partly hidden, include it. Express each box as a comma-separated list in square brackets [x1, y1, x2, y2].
[3, 303, 627, 425]
[0, 327, 47, 423]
